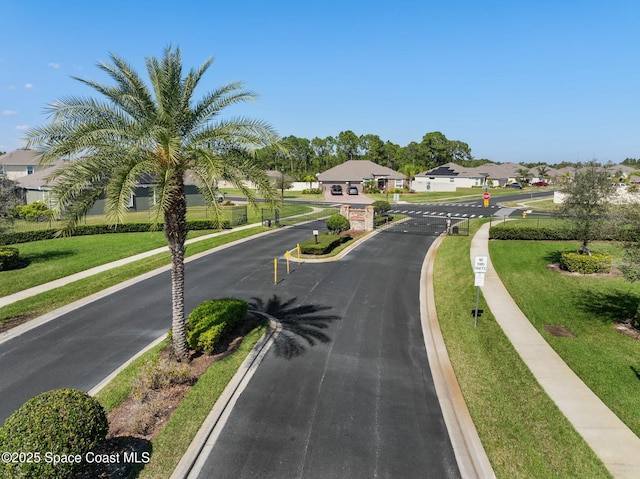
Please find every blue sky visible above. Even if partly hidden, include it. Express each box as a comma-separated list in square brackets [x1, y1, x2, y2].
[1, 0, 638, 164]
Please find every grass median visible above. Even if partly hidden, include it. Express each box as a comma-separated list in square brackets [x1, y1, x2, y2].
[93, 323, 268, 479]
[434, 220, 610, 478]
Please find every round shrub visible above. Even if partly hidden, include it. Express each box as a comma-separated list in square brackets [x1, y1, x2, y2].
[326, 213, 350, 234]
[0, 388, 108, 479]
[371, 200, 391, 215]
[0, 246, 20, 271]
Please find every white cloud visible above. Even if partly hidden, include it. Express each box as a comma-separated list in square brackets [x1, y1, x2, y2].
[2, 110, 18, 116]
[23, 83, 33, 89]
[48, 62, 61, 69]
[15, 125, 29, 130]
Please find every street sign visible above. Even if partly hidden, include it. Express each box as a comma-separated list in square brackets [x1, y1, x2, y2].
[483, 191, 490, 200]
[474, 256, 488, 273]
[474, 273, 485, 287]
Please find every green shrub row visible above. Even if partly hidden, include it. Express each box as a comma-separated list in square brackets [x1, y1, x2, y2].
[559, 252, 613, 274]
[0, 219, 231, 245]
[187, 298, 248, 354]
[0, 246, 20, 271]
[299, 233, 351, 255]
[375, 215, 392, 226]
[301, 188, 322, 194]
[0, 388, 108, 479]
[489, 225, 640, 242]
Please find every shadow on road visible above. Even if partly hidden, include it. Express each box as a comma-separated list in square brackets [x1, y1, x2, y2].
[249, 295, 340, 359]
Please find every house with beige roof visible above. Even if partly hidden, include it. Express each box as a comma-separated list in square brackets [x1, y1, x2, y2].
[0, 148, 47, 180]
[317, 160, 407, 193]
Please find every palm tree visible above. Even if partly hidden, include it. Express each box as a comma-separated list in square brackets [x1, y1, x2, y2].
[536, 165, 550, 181]
[25, 46, 280, 360]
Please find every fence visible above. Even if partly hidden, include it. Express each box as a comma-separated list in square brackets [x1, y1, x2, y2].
[261, 202, 340, 228]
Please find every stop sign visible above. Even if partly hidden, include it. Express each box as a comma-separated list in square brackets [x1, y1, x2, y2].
[483, 192, 490, 200]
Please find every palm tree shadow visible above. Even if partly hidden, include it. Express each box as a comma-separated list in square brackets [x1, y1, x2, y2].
[248, 295, 341, 359]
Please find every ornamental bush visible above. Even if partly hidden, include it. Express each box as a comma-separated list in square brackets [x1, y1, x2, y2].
[187, 298, 248, 353]
[0, 388, 108, 479]
[371, 200, 391, 215]
[0, 246, 20, 271]
[326, 214, 350, 234]
[13, 202, 53, 222]
[559, 251, 612, 274]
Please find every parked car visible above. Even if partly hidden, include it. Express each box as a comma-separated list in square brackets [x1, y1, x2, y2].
[532, 181, 548, 187]
[347, 186, 358, 195]
[505, 182, 523, 189]
[331, 185, 343, 195]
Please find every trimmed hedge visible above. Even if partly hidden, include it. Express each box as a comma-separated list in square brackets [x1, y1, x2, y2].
[0, 219, 231, 246]
[187, 298, 248, 353]
[0, 246, 20, 271]
[0, 388, 108, 479]
[489, 225, 640, 242]
[299, 233, 351, 255]
[559, 252, 613, 274]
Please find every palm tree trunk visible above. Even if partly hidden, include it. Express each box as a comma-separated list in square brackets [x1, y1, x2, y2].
[165, 175, 189, 360]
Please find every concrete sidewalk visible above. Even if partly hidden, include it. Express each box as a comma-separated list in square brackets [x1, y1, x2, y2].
[471, 222, 640, 479]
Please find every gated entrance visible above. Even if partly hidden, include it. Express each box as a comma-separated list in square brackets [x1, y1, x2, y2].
[379, 212, 470, 236]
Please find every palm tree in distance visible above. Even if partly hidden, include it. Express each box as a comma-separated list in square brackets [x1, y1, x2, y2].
[26, 46, 280, 360]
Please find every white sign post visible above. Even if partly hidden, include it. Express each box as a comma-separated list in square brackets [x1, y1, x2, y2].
[473, 256, 488, 327]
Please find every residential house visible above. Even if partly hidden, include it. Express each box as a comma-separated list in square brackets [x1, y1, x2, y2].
[317, 160, 407, 193]
[0, 148, 47, 180]
[14, 162, 219, 214]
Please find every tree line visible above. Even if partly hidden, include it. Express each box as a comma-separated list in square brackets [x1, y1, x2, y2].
[253, 130, 482, 181]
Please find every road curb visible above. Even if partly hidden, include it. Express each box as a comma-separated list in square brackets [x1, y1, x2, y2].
[420, 234, 496, 479]
[170, 315, 281, 479]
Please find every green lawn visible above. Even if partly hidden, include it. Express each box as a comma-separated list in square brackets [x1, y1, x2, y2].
[434, 222, 610, 478]
[489, 239, 640, 437]
[1, 231, 177, 297]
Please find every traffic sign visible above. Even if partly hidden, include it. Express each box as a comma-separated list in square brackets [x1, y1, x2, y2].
[474, 256, 488, 273]
[474, 273, 485, 287]
[482, 191, 490, 200]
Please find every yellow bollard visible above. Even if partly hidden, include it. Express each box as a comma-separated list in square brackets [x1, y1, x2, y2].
[297, 244, 301, 264]
[274, 258, 278, 284]
[285, 250, 290, 274]
[522, 211, 527, 219]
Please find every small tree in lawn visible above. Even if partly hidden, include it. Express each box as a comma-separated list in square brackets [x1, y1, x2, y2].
[558, 161, 617, 255]
[0, 176, 21, 233]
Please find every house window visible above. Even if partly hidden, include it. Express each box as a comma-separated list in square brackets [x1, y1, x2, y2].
[449, 178, 455, 182]
[128, 193, 135, 208]
[395, 179, 403, 188]
[26, 166, 35, 175]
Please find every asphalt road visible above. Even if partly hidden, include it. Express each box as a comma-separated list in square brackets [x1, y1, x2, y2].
[1, 192, 541, 475]
[192, 223, 461, 478]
